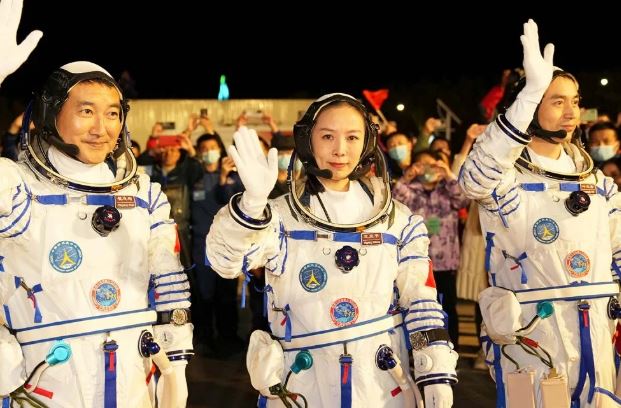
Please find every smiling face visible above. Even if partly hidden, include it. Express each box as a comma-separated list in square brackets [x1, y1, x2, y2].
[537, 75, 580, 142]
[55, 81, 123, 164]
[310, 103, 366, 190]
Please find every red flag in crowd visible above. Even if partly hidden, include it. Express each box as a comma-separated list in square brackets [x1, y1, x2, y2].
[363, 89, 389, 111]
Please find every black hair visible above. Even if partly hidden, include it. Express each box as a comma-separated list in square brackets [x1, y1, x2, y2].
[196, 132, 227, 157]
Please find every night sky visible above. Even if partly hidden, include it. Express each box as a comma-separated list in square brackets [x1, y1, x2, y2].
[2, 2, 620, 117]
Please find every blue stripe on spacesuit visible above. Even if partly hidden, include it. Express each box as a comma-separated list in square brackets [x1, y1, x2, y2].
[468, 170, 485, 188]
[593, 388, 621, 404]
[157, 289, 190, 297]
[401, 220, 424, 244]
[150, 220, 174, 230]
[404, 316, 446, 326]
[496, 114, 530, 145]
[340, 354, 353, 408]
[155, 271, 185, 280]
[0, 195, 31, 234]
[0, 255, 3, 272]
[472, 160, 500, 181]
[571, 304, 596, 406]
[611, 259, 621, 279]
[7, 212, 31, 239]
[492, 343, 506, 408]
[280, 326, 405, 353]
[154, 296, 190, 306]
[0, 195, 26, 219]
[2, 397, 9, 408]
[15, 307, 153, 332]
[399, 214, 415, 241]
[150, 189, 163, 213]
[286, 230, 399, 245]
[400, 234, 428, 248]
[3, 305, 12, 328]
[155, 278, 188, 287]
[485, 232, 495, 276]
[30, 193, 149, 209]
[410, 299, 441, 306]
[491, 189, 509, 228]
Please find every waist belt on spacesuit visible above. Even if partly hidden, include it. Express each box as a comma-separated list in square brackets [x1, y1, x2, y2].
[277, 313, 403, 352]
[14, 308, 157, 346]
[513, 282, 619, 304]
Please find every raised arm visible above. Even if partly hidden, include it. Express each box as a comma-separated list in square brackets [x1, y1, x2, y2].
[0, 0, 42, 87]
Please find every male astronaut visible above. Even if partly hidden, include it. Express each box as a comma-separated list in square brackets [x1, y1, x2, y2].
[459, 20, 621, 407]
[0, 2, 192, 406]
[206, 93, 458, 407]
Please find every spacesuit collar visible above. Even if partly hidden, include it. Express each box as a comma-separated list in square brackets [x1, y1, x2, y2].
[48, 146, 115, 184]
[516, 142, 595, 181]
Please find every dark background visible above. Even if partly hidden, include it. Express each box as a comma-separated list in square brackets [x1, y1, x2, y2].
[1, 2, 620, 131]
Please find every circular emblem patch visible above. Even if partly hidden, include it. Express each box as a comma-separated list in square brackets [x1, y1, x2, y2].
[299, 263, 327, 293]
[532, 218, 559, 244]
[49, 241, 83, 273]
[565, 250, 591, 278]
[330, 298, 359, 327]
[91, 279, 121, 311]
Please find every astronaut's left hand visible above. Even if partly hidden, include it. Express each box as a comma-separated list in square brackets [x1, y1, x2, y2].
[0, 0, 43, 87]
[424, 383, 453, 408]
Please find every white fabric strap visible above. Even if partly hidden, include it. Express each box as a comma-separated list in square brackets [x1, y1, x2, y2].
[514, 282, 619, 304]
[15, 309, 157, 346]
[279, 313, 403, 352]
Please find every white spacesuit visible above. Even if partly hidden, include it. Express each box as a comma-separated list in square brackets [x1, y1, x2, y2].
[459, 21, 621, 407]
[207, 93, 458, 407]
[0, 60, 193, 406]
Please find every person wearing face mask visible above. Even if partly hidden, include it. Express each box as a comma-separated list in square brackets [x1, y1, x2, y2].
[587, 121, 620, 167]
[269, 132, 297, 199]
[191, 132, 245, 357]
[393, 150, 469, 349]
[384, 131, 413, 183]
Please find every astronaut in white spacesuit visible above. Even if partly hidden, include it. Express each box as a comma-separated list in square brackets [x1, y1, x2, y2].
[459, 20, 621, 407]
[206, 93, 458, 407]
[0, 1, 192, 406]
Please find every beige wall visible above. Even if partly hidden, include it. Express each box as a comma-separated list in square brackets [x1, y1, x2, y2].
[125, 99, 314, 150]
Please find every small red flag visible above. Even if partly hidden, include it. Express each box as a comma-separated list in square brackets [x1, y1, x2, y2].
[363, 89, 389, 111]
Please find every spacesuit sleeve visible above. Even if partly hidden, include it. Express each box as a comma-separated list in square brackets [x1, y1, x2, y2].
[606, 181, 621, 280]
[458, 93, 540, 225]
[0, 158, 31, 240]
[147, 181, 193, 362]
[393, 204, 458, 386]
[205, 195, 280, 280]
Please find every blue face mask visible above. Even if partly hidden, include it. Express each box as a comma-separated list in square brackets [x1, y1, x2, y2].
[388, 145, 409, 162]
[278, 154, 292, 170]
[590, 145, 617, 162]
[202, 150, 221, 164]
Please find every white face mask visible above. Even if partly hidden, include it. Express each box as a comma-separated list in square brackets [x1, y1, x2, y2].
[201, 150, 221, 164]
[590, 144, 618, 162]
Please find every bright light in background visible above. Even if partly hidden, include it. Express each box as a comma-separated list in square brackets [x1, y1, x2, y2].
[600, 78, 609, 86]
[396, 103, 405, 111]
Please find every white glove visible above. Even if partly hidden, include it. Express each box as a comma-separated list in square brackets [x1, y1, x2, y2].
[0, 0, 43, 87]
[424, 384, 453, 408]
[518, 19, 555, 103]
[478, 286, 522, 345]
[227, 126, 278, 218]
[246, 330, 284, 397]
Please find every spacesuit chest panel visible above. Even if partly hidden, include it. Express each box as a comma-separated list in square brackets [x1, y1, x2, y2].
[265, 205, 401, 339]
[488, 172, 612, 290]
[2, 175, 152, 330]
